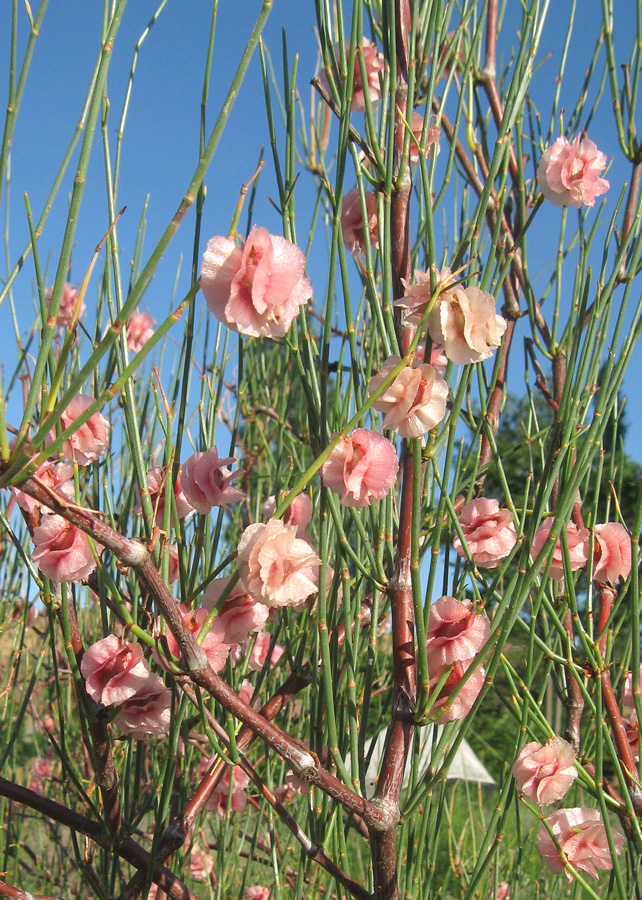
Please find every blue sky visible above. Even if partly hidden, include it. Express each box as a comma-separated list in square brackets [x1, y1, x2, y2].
[1, 1, 641, 460]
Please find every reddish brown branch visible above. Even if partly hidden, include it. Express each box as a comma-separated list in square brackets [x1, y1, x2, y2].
[0, 880, 61, 900]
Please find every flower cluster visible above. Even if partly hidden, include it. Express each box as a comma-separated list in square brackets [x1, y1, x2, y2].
[425, 597, 489, 722]
[81, 635, 171, 738]
[531, 519, 631, 584]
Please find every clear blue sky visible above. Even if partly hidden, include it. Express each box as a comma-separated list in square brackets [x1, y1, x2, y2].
[1, 1, 641, 459]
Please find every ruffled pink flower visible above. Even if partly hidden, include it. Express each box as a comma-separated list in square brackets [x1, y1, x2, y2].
[262, 493, 313, 533]
[512, 737, 578, 804]
[81, 636, 153, 706]
[32, 514, 101, 583]
[537, 807, 624, 881]
[181, 447, 244, 513]
[162, 605, 231, 673]
[12, 460, 74, 515]
[368, 355, 448, 438]
[167, 544, 180, 584]
[48, 394, 111, 466]
[46, 282, 84, 328]
[244, 887, 270, 900]
[453, 498, 517, 568]
[114, 676, 172, 738]
[409, 113, 440, 165]
[321, 429, 399, 507]
[592, 523, 632, 584]
[134, 467, 194, 525]
[531, 520, 589, 581]
[188, 843, 214, 881]
[203, 577, 270, 644]
[427, 280, 506, 365]
[247, 631, 285, 673]
[341, 188, 379, 254]
[322, 40, 384, 112]
[204, 763, 250, 817]
[428, 657, 486, 723]
[126, 311, 156, 353]
[416, 339, 448, 373]
[537, 135, 610, 209]
[426, 597, 490, 668]
[237, 519, 321, 609]
[201, 226, 313, 339]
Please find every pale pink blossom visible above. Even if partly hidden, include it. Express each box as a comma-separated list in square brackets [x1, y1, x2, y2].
[237, 519, 321, 609]
[32, 514, 101, 583]
[322, 40, 384, 113]
[537, 135, 610, 208]
[247, 631, 285, 673]
[46, 282, 84, 328]
[453, 498, 517, 568]
[167, 545, 180, 584]
[203, 577, 269, 644]
[409, 113, 440, 165]
[321, 429, 399, 507]
[47, 394, 111, 466]
[368, 356, 448, 438]
[134, 467, 194, 525]
[181, 447, 244, 513]
[262, 493, 313, 533]
[494, 883, 510, 900]
[341, 188, 379, 254]
[592, 523, 632, 584]
[512, 737, 578, 804]
[531, 520, 589, 581]
[416, 339, 448, 373]
[162, 604, 231, 673]
[126, 311, 156, 353]
[428, 657, 485, 723]
[427, 280, 506, 365]
[32, 756, 54, 782]
[12, 460, 74, 515]
[238, 678, 255, 708]
[244, 887, 270, 900]
[201, 226, 312, 339]
[537, 807, 624, 881]
[114, 676, 172, 738]
[188, 843, 214, 881]
[81, 635, 152, 706]
[426, 597, 490, 667]
[204, 763, 250, 817]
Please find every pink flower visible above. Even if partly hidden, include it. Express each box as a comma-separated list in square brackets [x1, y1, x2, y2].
[531, 521, 589, 581]
[537, 135, 610, 208]
[204, 763, 250, 817]
[341, 188, 379, 254]
[181, 447, 244, 513]
[426, 279, 506, 365]
[592, 523, 632, 584]
[453, 498, 517, 568]
[201, 226, 313, 339]
[237, 519, 321, 609]
[428, 657, 486, 723]
[416, 339, 448, 373]
[323, 40, 384, 112]
[81, 635, 152, 706]
[321, 429, 399, 507]
[368, 355, 448, 438]
[12, 460, 74, 515]
[114, 676, 172, 738]
[512, 737, 578, 804]
[203, 577, 269, 644]
[47, 394, 111, 466]
[537, 807, 624, 881]
[32, 514, 101, 583]
[162, 604, 231, 673]
[245, 887, 270, 900]
[247, 631, 285, 673]
[409, 113, 440, 165]
[134, 467, 194, 525]
[167, 544, 180, 584]
[426, 597, 490, 668]
[126, 311, 156, 353]
[494, 883, 510, 900]
[262, 493, 313, 533]
[188, 843, 214, 881]
[46, 282, 84, 328]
